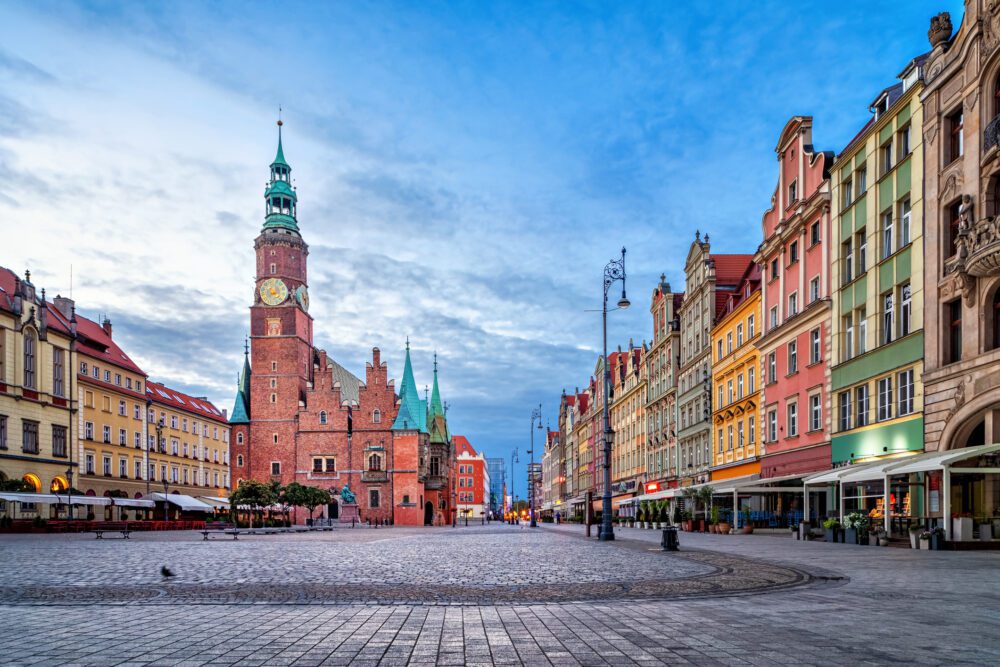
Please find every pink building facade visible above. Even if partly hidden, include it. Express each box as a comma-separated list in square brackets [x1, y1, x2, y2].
[755, 117, 835, 480]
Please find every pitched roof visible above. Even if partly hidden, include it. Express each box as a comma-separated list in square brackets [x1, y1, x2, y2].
[75, 314, 146, 376]
[710, 254, 754, 285]
[392, 343, 427, 433]
[146, 380, 227, 423]
[229, 351, 251, 425]
[453, 435, 476, 456]
[329, 359, 361, 404]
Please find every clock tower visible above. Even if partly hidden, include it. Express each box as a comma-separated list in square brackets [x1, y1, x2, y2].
[248, 120, 314, 483]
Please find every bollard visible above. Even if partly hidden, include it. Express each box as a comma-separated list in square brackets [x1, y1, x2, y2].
[661, 526, 679, 551]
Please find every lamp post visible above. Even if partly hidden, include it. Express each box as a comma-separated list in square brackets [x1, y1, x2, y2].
[65, 465, 74, 522]
[600, 247, 630, 541]
[162, 479, 169, 522]
[528, 405, 542, 528]
[510, 448, 518, 522]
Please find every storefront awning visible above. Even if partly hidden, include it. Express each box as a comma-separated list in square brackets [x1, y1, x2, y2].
[803, 466, 855, 486]
[886, 442, 1000, 476]
[0, 493, 60, 504]
[151, 493, 214, 512]
[713, 472, 807, 494]
[50, 494, 111, 507]
[631, 488, 678, 503]
[839, 458, 914, 484]
[198, 496, 231, 509]
[110, 498, 156, 508]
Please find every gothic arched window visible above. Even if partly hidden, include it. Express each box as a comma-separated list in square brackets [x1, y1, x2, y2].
[236, 432, 244, 445]
[368, 454, 382, 471]
[320, 411, 328, 425]
[23, 329, 36, 389]
[372, 409, 381, 424]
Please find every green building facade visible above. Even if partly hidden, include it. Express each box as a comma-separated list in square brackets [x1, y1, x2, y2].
[829, 55, 926, 467]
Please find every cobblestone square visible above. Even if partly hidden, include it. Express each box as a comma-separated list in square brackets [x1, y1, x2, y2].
[0, 524, 997, 665]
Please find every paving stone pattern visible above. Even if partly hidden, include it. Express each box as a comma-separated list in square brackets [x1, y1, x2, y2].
[0, 523, 997, 665]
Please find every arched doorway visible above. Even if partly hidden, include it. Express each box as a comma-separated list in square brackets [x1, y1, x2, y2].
[327, 498, 339, 520]
[424, 501, 434, 526]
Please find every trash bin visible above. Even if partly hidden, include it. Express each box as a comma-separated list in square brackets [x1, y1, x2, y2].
[661, 526, 679, 551]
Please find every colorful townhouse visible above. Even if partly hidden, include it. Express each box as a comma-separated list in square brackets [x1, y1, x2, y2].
[676, 233, 751, 488]
[644, 276, 683, 492]
[454, 435, 489, 521]
[830, 56, 926, 472]
[609, 342, 646, 512]
[754, 118, 835, 488]
[709, 261, 761, 484]
[0, 269, 76, 503]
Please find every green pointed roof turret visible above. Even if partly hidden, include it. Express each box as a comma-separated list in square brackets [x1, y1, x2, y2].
[429, 352, 444, 420]
[393, 339, 428, 433]
[262, 117, 300, 233]
[229, 339, 251, 425]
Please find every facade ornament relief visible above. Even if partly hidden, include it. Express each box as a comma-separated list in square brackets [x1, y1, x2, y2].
[928, 12, 953, 49]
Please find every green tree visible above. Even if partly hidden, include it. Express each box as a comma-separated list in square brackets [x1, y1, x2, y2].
[301, 486, 331, 522]
[281, 482, 309, 524]
[229, 480, 277, 528]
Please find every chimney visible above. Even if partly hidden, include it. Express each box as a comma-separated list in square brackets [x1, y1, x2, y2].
[102, 317, 113, 337]
[53, 295, 75, 320]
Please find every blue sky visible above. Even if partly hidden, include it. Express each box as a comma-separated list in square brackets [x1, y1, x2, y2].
[0, 0, 962, 494]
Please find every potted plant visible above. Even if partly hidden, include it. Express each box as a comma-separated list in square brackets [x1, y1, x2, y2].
[976, 515, 993, 541]
[843, 512, 867, 545]
[718, 510, 731, 535]
[741, 507, 753, 534]
[635, 507, 645, 529]
[672, 504, 682, 527]
[952, 513, 973, 541]
[710, 505, 720, 533]
[908, 523, 924, 549]
[681, 510, 692, 532]
[822, 518, 840, 543]
[919, 530, 932, 550]
[929, 526, 945, 550]
[657, 500, 669, 529]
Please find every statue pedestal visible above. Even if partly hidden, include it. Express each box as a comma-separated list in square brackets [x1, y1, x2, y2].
[339, 503, 360, 524]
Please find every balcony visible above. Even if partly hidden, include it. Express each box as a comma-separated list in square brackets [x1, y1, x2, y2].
[361, 470, 388, 483]
[948, 216, 1000, 279]
[985, 114, 1000, 154]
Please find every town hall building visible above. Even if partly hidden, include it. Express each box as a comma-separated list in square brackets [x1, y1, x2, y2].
[228, 122, 455, 526]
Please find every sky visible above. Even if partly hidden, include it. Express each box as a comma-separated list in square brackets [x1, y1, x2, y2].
[0, 0, 963, 494]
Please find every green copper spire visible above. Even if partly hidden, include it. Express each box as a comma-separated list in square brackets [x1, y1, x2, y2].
[429, 352, 444, 420]
[393, 339, 427, 433]
[229, 339, 251, 425]
[263, 117, 299, 233]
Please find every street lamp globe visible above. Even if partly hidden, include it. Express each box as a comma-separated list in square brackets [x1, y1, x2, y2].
[617, 292, 631, 309]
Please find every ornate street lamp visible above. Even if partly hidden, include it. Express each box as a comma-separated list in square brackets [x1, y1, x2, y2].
[600, 247, 630, 541]
[529, 405, 542, 528]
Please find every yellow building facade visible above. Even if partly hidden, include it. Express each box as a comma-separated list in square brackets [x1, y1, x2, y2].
[0, 270, 77, 509]
[609, 344, 646, 503]
[710, 265, 763, 482]
[75, 316, 230, 504]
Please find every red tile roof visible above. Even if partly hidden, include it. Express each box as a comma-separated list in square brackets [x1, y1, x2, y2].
[146, 380, 228, 423]
[710, 254, 754, 284]
[452, 435, 476, 456]
[75, 314, 146, 376]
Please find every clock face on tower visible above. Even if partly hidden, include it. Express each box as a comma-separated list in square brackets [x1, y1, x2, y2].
[259, 278, 289, 305]
[295, 285, 309, 312]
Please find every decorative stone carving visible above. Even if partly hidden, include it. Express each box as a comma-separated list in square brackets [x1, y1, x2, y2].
[924, 124, 939, 146]
[929, 12, 953, 48]
[965, 89, 980, 111]
[986, 1, 1000, 55]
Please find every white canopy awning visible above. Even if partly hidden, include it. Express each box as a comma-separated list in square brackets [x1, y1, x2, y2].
[110, 498, 156, 508]
[714, 472, 807, 495]
[803, 466, 854, 486]
[151, 493, 214, 512]
[198, 496, 231, 509]
[51, 494, 111, 506]
[840, 460, 909, 484]
[0, 492, 60, 504]
[631, 488, 679, 503]
[887, 443, 1000, 476]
